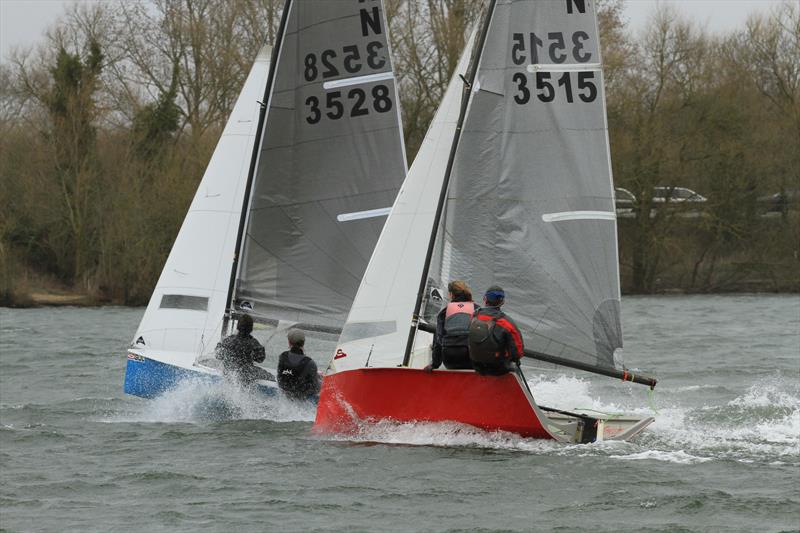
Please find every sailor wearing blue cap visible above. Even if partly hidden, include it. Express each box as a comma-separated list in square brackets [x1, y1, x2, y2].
[468, 286, 525, 375]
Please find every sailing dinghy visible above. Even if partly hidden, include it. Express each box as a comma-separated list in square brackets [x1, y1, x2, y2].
[125, 0, 407, 399]
[314, 0, 657, 443]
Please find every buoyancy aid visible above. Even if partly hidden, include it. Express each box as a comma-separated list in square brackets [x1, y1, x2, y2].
[441, 301, 475, 347]
[468, 313, 502, 363]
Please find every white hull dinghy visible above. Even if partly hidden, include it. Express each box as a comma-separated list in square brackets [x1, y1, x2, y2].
[125, 0, 408, 399]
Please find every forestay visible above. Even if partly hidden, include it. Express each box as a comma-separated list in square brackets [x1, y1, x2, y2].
[424, 0, 622, 371]
[234, 0, 407, 330]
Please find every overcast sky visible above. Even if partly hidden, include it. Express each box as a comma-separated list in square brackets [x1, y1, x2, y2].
[0, 0, 789, 64]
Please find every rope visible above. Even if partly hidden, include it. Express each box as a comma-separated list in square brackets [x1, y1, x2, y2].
[572, 407, 624, 421]
[647, 386, 659, 414]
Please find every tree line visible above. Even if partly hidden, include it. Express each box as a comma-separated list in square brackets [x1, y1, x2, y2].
[1, 0, 797, 306]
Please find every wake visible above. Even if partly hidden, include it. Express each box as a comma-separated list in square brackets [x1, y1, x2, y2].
[110, 378, 317, 424]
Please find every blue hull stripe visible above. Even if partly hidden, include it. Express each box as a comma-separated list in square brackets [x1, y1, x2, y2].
[124, 355, 277, 399]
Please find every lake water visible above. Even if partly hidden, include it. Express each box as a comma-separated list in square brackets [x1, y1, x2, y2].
[1, 295, 798, 532]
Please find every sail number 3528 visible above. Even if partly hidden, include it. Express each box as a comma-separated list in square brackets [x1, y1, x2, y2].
[306, 85, 392, 124]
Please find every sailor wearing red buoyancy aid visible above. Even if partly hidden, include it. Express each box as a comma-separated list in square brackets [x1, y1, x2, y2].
[426, 280, 478, 371]
[468, 285, 524, 376]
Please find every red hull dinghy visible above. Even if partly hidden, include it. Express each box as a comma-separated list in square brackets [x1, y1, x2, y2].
[314, 0, 656, 443]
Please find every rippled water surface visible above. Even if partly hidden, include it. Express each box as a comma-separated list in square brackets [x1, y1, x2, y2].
[1, 295, 798, 532]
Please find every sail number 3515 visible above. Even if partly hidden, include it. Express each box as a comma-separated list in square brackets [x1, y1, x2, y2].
[512, 71, 597, 104]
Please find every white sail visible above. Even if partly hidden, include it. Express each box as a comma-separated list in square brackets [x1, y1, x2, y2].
[330, 33, 477, 372]
[129, 47, 272, 368]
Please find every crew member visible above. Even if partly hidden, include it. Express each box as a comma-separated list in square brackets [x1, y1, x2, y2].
[215, 314, 274, 385]
[468, 285, 524, 375]
[425, 280, 477, 371]
[277, 329, 321, 400]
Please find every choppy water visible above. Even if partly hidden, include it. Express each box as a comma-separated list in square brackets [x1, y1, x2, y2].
[1, 295, 798, 532]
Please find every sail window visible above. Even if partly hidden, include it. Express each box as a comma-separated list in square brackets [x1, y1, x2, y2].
[159, 294, 208, 311]
[339, 321, 397, 344]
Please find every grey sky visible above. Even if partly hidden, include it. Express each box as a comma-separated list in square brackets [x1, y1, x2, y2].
[0, 0, 790, 64]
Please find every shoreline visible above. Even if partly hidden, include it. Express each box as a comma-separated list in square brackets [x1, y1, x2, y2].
[3, 287, 798, 309]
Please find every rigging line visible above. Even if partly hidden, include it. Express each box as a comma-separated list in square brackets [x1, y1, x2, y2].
[402, 1, 499, 367]
[223, 0, 293, 330]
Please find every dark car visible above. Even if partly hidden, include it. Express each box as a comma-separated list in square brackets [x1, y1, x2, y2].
[757, 189, 800, 213]
[652, 186, 707, 204]
[614, 187, 636, 218]
[615, 187, 636, 207]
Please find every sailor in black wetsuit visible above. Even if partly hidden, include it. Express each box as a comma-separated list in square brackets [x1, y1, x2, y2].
[277, 329, 321, 400]
[425, 280, 478, 371]
[215, 314, 274, 386]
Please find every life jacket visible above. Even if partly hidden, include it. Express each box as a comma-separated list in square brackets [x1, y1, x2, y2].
[468, 311, 505, 364]
[441, 301, 475, 347]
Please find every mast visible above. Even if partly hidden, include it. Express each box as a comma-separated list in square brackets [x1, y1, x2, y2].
[401, 0, 498, 366]
[222, 0, 293, 333]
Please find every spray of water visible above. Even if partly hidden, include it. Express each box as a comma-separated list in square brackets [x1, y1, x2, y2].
[113, 378, 317, 424]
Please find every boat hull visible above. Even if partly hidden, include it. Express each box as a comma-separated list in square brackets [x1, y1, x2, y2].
[313, 367, 554, 439]
[313, 367, 655, 443]
[124, 353, 277, 399]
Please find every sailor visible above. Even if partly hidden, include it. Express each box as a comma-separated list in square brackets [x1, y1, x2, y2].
[468, 285, 524, 376]
[277, 329, 321, 400]
[215, 314, 274, 386]
[425, 280, 478, 372]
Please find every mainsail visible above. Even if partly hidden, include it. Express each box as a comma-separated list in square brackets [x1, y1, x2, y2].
[333, 0, 623, 375]
[233, 0, 407, 330]
[424, 0, 622, 371]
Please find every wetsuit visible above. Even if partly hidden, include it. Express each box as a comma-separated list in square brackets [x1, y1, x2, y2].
[215, 333, 273, 385]
[277, 347, 320, 400]
[469, 306, 523, 376]
[431, 299, 479, 370]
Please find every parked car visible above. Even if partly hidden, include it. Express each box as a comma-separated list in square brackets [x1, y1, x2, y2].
[614, 187, 636, 218]
[614, 187, 636, 208]
[757, 189, 800, 214]
[652, 186, 707, 204]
